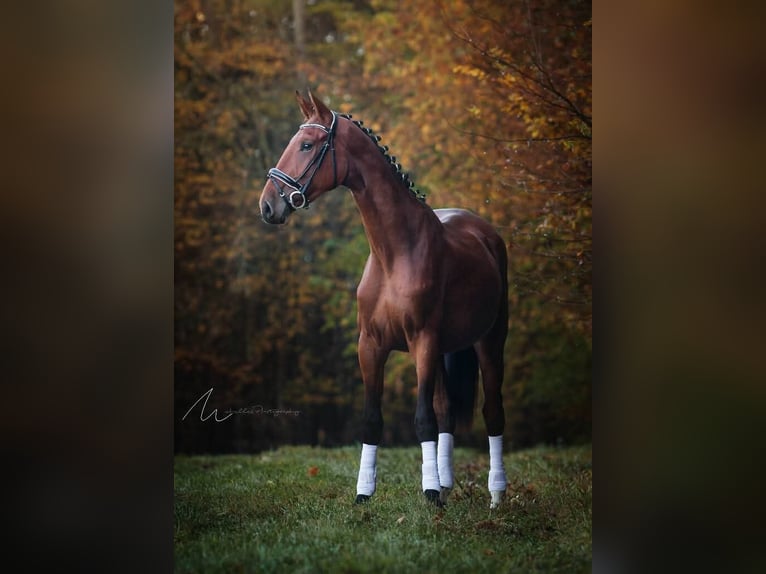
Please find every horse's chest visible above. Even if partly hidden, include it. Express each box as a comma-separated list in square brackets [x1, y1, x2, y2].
[358, 275, 439, 349]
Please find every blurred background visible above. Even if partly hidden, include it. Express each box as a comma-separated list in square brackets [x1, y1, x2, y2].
[6, 0, 766, 570]
[171, 0, 766, 570]
[174, 0, 592, 454]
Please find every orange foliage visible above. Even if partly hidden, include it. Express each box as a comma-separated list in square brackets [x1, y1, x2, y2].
[174, 0, 591, 452]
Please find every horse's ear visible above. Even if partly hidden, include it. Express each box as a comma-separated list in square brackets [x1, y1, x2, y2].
[295, 90, 314, 121]
[307, 89, 333, 124]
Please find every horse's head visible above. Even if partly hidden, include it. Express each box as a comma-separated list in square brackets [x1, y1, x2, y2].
[260, 90, 345, 224]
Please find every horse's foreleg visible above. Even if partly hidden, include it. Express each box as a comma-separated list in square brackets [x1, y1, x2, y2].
[355, 334, 387, 504]
[412, 333, 443, 506]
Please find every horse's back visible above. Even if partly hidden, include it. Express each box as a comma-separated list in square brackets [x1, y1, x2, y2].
[435, 208, 502, 238]
[435, 208, 507, 266]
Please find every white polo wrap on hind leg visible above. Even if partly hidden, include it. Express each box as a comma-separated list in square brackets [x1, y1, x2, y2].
[488, 435, 507, 507]
[420, 441, 441, 492]
[437, 433, 454, 489]
[356, 443, 378, 497]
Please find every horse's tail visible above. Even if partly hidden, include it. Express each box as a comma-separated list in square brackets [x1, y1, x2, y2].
[441, 347, 479, 433]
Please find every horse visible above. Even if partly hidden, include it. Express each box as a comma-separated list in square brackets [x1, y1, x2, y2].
[259, 90, 509, 509]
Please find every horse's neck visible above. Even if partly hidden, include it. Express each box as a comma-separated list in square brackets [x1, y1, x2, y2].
[348, 165, 441, 272]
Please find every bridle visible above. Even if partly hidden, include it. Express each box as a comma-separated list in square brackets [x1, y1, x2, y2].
[267, 111, 338, 210]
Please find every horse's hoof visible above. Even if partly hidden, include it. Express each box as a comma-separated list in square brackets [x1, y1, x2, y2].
[439, 487, 452, 505]
[355, 494, 371, 504]
[424, 489, 444, 508]
[489, 490, 505, 509]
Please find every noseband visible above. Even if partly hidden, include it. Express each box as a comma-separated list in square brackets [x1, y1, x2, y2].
[267, 111, 338, 210]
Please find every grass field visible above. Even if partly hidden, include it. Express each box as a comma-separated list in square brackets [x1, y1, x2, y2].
[174, 444, 591, 573]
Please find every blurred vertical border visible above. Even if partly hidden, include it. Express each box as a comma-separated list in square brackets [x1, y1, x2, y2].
[2, 0, 766, 571]
[596, 1, 766, 573]
[0, 1, 173, 572]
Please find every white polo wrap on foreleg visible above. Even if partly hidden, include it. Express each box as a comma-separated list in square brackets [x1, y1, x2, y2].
[356, 443, 378, 497]
[437, 433, 454, 489]
[420, 441, 440, 492]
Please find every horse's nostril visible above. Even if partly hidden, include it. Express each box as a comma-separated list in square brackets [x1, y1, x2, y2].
[262, 200, 273, 221]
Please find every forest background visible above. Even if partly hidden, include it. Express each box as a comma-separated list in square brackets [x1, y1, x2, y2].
[174, 0, 591, 453]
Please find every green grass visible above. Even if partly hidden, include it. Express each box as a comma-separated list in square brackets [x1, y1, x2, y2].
[174, 444, 591, 573]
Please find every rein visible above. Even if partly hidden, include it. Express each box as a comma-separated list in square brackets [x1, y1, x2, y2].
[267, 111, 338, 210]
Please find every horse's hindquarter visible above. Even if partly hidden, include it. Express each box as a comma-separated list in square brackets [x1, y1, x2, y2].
[437, 209, 507, 352]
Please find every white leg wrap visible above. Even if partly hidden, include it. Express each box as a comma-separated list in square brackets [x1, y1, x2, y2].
[420, 441, 441, 492]
[488, 435, 507, 508]
[437, 433, 454, 489]
[356, 443, 378, 497]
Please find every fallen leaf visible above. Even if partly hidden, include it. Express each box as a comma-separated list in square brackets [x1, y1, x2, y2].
[475, 520, 501, 531]
[308, 466, 319, 476]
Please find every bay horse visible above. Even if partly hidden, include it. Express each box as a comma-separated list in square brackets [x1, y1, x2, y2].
[259, 90, 509, 509]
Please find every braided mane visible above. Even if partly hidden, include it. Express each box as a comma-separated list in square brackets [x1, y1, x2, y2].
[338, 113, 427, 204]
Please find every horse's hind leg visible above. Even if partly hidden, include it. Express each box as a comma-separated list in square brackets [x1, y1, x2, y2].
[434, 356, 455, 504]
[475, 319, 508, 509]
[434, 348, 480, 504]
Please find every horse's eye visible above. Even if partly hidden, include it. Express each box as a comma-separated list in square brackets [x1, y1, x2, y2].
[300, 141, 313, 151]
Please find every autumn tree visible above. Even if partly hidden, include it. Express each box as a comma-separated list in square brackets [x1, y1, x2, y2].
[175, 0, 366, 451]
[444, 0, 592, 444]
[309, 0, 592, 445]
[174, 0, 591, 452]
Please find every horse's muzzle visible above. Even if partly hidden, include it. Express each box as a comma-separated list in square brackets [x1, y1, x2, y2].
[259, 185, 290, 225]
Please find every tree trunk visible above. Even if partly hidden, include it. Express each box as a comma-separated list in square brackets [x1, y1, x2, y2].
[293, 0, 306, 84]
